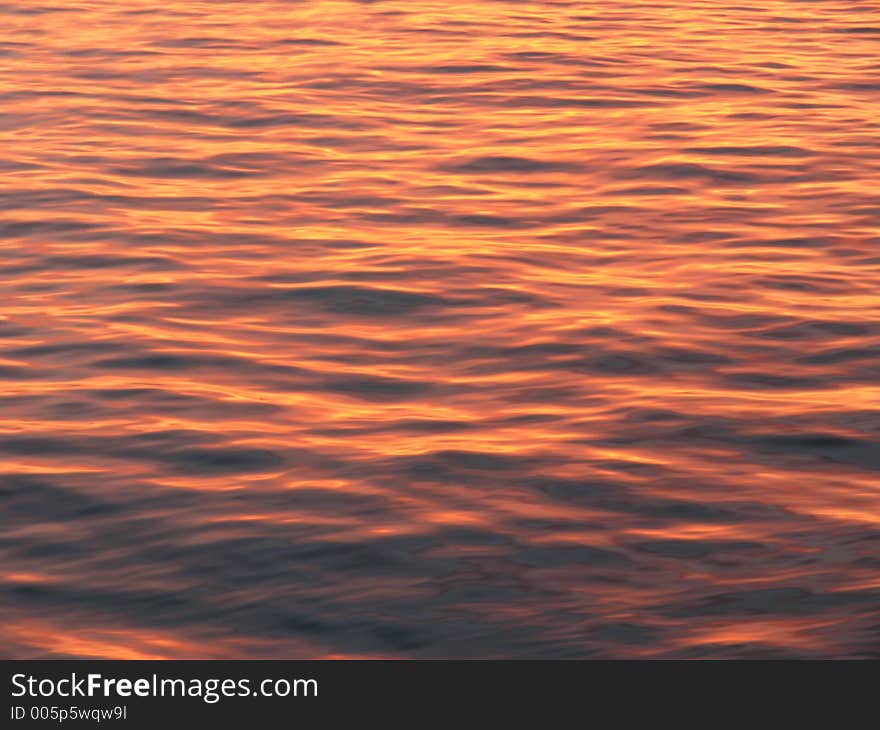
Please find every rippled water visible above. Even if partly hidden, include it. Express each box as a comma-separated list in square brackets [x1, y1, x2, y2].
[2, 0, 879, 659]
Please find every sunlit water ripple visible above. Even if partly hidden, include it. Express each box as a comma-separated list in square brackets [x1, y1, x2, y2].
[1, 0, 879, 658]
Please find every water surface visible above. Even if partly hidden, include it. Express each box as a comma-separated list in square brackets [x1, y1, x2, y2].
[1, 0, 879, 658]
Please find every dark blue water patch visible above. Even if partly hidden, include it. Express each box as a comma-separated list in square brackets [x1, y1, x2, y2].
[520, 478, 616, 503]
[723, 236, 834, 249]
[683, 145, 815, 157]
[604, 186, 690, 196]
[107, 157, 276, 179]
[0, 474, 125, 521]
[246, 487, 393, 517]
[722, 372, 832, 390]
[77, 65, 266, 82]
[0, 159, 42, 171]
[274, 331, 407, 356]
[384, 419, 476, 433]
[397, 450, 536, 483]
[626, 86, 706, 99]
[335, 261, 496, 284]
[301, 133, 427, 153]
[2, 581, 217, 629]
[148, 446, 287, 475]
[748, 433, 880, 471]
[507, 385, 584, 403]
[661, 586, 880, 617]
[0, 255, 181, 276]
[9, 539, 91, 562]
[137, 107, 226, 125]
[492, 414, 564, 428]
[752, 274, 848, 293]
[575, 351, 663, 376]
[91, 354, 202, 370]
[630, 500, 777, 523]
[694, 83, 773, 94]
[39, 399, 107, 420]
[432, 527, 515, 549]
[317, 374, 433, 400]
[100, 283, 177, 297]
[494, 94, 654, 109]
[756, 320, 874, 340]
[633, 539, 767, 559]
[506, 517, 609, 537]
[589, 622, 662, 645]
[0, 320, 32, 339]
[0, 187, 216, 212]
[832, 27, 880, 34]
[0, 41, 30, 57]
[500, 50, 618, 67]
[359, 209, 530, 229]
[91, 352, 311, 382]
[0, 219, 103, 238]
[653, 347, 734, 367]
[624, 162, 760, 185]
[826, 410, 880, 439]
[800, 345, 880, 365]
[831, 82, 880, 92]
[221, 112, 369, 130]
[2, 503, 592, 656]
[421, 580, 533, 607]
[63, 48, 162, 59]
[154, 534, 337, 581]
[455, 341, 667, 377]
[448, 212, 531, 228]
[463, 286, 550, 308]
[0, 365, 46, 380]
[514, 544, 630, 567]
[409, 64, 513, 74]
[428, 450, 528, 471]
[0, 432, 287, 476]
[2, 565, 445, 654]
[260, 534, 453, 578]
[292, 192, 402, 209]
[152, 36, 251, 49]
[442, 155, 581, 174]
[520, 476, 790, 524]
[0, 3, 78, 15]
[271, 285, 453, 316]
[669, 231, 736, 245]
[306, 419, 474, 439]
[84, 387, 283, 418]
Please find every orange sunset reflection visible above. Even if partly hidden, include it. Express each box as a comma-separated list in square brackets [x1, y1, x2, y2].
[1, 0, 878, 659]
